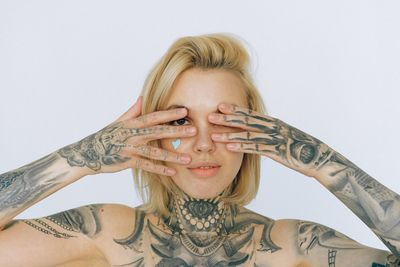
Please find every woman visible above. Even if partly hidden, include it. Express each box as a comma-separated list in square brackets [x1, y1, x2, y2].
[0, 33, 399, 266]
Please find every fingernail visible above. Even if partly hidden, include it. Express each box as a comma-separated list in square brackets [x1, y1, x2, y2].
[186, 127, 196, 133]
[212, 134, 222, 140]
[227, 143, 239, 149]
[209, 114, 220, 121]
[181, 155, 191, 163]
[220, 103, 229, 109]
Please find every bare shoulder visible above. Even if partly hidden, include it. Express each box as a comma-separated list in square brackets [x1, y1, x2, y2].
[237, 208, 395, 266]
[267, 217, 395, 267]
[0, 203, 138, 267]
[94, 203, 137, 234]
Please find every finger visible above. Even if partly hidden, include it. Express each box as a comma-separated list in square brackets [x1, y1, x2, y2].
[131, 156, 177, 176]
[211, 131, 276, 144]
[124, 145, 191, 165]
[116, 96, 143, 122]
[129, 107, 188, 128]
[226, 142, 279, 158]
[208, 113, 271, 133]
[217, 102, 276, 124]
[139, 125, 196, 141]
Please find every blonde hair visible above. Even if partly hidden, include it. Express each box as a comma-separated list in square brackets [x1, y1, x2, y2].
[133, 33, 267, 216]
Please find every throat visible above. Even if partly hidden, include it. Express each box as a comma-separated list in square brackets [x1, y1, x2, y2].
[165, 192, 227, 235]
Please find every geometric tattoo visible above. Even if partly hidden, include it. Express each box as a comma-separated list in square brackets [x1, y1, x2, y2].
[328, 249, 337, 267]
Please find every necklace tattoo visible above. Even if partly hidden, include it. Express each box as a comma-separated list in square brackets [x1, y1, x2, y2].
[173, 193, 227, 234]
[167, 193, 229, 256]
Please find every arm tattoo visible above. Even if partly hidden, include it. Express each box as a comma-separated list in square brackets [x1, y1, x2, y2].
[297, 221, 400, 267]
[22, 204, 103, 239]
[230, 104, 400, 258]
[23, 219, 76, 239]
[0, 153, 64, 213]
[297, 221, 365, 254]
[218, 105, 400, 259]
[318, 152, 400, 257]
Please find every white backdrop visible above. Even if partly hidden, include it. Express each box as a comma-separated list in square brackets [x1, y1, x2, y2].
[1, 0, 399, 251]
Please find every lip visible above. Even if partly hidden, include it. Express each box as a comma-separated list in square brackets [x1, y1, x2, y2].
[188, 166, 221, 178]
[187, 161, 221, 169]
[187, 161, 221, 178]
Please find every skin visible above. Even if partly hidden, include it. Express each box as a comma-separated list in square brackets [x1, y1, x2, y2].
[0, 68, 399, 266]
[160, 68, 247, 199]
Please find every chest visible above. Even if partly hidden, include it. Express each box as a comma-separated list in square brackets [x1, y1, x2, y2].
[103, 222, 299, 267]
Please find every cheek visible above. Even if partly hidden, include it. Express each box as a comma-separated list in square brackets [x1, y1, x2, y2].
[222, 149, 244, 170]
[160, 138, 189, 169]
[161, 138, 188, 152]
[232, 152, 244, 165]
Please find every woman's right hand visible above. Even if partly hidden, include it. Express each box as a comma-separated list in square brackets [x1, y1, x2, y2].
[57, 96, 196, 176]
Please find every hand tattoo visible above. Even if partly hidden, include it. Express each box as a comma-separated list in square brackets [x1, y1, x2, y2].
[58, 122, 154, 171]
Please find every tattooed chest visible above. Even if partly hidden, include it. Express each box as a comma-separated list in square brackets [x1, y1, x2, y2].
[108, 202, 283, 266]
[111, 223, 259, 267]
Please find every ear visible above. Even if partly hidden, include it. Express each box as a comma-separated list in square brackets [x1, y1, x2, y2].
[115, 96, 143, 122]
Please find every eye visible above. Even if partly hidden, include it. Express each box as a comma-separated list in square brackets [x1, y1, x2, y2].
[170, 117, 190, 126]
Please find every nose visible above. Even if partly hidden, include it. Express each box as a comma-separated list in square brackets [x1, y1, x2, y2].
[193, 124, 216, 153]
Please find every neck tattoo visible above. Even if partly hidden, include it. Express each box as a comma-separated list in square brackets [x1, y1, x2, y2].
[172, 192, 227, 235]
[163, 192, 229, 256]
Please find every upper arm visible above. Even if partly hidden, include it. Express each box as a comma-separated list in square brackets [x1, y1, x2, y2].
[0, 204, 108, 267]
[274, 219, 399, 267]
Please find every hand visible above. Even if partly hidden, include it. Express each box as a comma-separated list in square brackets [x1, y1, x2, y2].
[58, 96, 196, 176]
[208, 103, 334, 178]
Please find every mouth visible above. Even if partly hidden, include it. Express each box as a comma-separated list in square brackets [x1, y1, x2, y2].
[188, 166, 221, 178]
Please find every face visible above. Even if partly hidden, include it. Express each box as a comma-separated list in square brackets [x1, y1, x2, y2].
[160, 68, 248, 199]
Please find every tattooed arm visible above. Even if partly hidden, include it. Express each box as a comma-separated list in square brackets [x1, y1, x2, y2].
[314, 151, 400, 258]
[0, 97, 195, 229]
[208, 102, 400, 263]
[0, 152, 90, 229]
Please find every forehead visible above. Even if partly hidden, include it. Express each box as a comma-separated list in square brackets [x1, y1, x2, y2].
[165, 68, 248, 112]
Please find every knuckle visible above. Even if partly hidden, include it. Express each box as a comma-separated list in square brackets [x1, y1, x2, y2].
[151, 147, 159, 157]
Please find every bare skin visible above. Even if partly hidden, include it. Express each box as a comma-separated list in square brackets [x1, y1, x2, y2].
[0, 70, 399, 266]
[0, 96, 196, 228]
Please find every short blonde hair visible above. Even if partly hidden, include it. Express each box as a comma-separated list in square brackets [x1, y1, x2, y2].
[133, 33, 267, 216]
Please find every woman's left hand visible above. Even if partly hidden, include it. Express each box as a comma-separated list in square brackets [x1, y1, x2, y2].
[208, 102, 334, 178]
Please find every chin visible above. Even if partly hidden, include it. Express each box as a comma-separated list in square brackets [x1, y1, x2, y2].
[184, 189, 220, 199]
[171, 168, 235, 199]
[174, 180, 229, 199]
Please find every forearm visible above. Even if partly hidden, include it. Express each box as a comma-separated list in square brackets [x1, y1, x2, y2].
[0, 150, 89, 228]
[314, 149, 400, 256]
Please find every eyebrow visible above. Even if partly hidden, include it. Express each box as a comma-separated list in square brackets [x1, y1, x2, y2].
[165, 104, 221, 115]
[165, 104, 188, 110]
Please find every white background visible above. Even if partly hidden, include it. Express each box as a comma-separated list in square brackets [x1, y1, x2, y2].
[1, 0, 399, 251]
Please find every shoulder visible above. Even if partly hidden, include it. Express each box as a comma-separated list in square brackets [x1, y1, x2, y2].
[81, 203, 139, 239]
[261, 216, 393, 266]
[238, 208, 393, 266]
[0, 203, 138, 266]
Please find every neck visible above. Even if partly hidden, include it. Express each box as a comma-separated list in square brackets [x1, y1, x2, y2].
[164, 191, 228, 236]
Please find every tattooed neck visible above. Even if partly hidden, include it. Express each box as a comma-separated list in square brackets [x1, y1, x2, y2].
[163, 191, 227, 236]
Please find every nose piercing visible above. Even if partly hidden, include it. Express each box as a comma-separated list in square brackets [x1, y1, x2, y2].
[172, 138, 181, 150]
